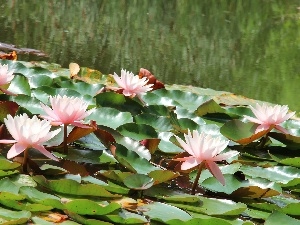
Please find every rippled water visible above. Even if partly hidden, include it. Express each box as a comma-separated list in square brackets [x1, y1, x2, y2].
[1, 0, 300, 111]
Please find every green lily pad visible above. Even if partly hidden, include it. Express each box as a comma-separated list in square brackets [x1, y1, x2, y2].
[0, 199, 53, 211]
[265, 211, 300, 225]
[28, 74, 53, 88]
[135, 113, 173, 132]
[269, 132, 300, 150]
[170, 196, 247, 216]
[33, 175, 120, 198]
[101, 209, 148, 224]
[114, 144, 158, 174]
[65, 199, 120, 215]
[7, 74, 31, 95]
[148, 170, 180, 184]
[142, 89, 211, 111]
[95, 92, 143, 115]
[11, 95, 44, 115]
[141, 202, 192, 222]
[0, 207, 31, 223]
[117, 123, 157, 141]
[123, 174, 154, 190]
[57, 80, 104, 97]
[88, 107, 133, 129]
[221, 119, 268, 144]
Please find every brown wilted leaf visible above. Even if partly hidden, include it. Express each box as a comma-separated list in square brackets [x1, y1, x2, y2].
[140, 138, 161, 154]
[66, 120, 97, 144]
[62, 160, 89, 176]
[93, 127, 115, 148]
[40, 212, 68, 223]
[0, 51, 17, 60]
[69, 62, 80, 78]
[139, 68, 165, 90]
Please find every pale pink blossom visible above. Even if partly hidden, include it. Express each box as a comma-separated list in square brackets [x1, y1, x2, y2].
[0, 64, 15, 95]
[244, 103, 295, 134]
[0, 114, 60, 160]
[40, 95, 93, 128]
[113, 69, 153, 97]
[175, 130, 237, 185]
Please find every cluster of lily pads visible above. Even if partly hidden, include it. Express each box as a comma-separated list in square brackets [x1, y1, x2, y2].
[0, 59, 300, 224]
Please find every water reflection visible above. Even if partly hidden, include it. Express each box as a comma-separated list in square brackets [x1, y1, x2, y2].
[0, 0, 299, 110]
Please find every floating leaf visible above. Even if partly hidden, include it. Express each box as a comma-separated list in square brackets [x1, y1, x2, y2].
[0, 101, 19, 122]
[135, 113, 173, 132]
[0, 199, 53, 211]
[95, 92, 143, 115]
[11, 95, 44, 115]
[58, 80, 104, 97]
[66, 122, 97, 144]
[241, 165, 300, 185]
[123, 174, 154, 190]
[139, 138, 161, 154]
[170, 196, 247, 216]
[65, 199, 120, 215]
[88, 107, 133, 129]
[0, 207, 31, 223]
[20, 186, 64, 209]
[175, 107, 206, 125]
[0, 157, 20, 170]
[102, 209, 148, 224]
[141, 202, 192, 222]
[232, 177, 282, 198]
[166, 217, 233, 225]
[269, 132, 300, 150]
[33, 176, 120, 198]
[114, 137, 151, 160]
[269, 153, 300, 168]
[221, 119, 268, 144]
[195, 99, 226, 116]
[158, 132, 184, 154]
[148, 170, 179, 184]
[7, 74, 31, 95]
[141, 89, 211, 111]
[28, 74, 53, 88]
[117, 123, 157, 141]
[265, 211, 300, 225]
[66, 211, 114, 225]
[114, 144, 158, 174]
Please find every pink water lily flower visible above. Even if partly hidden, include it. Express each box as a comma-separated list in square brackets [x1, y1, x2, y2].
[175, 130, 237, 185]
[244, 103, 295, 134]
[0, 114, 60, 160]
[40, 95, 93, 128]
[113, 69, 153, 97]
[0, 63, 15, 95]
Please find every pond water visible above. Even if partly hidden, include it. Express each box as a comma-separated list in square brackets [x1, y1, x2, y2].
[1, 0, 300, 111]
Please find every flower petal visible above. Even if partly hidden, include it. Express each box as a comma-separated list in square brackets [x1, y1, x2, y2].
[7, 143, 27, 159]
[213, 151, 239, 161]
[255, 124, 271, 133]
[32, 144, 59, 161]
[274, 125, 289, 134]
[205, 161, 225, 186]
[181, 157, 201, 170]
[0, 139, 17, 144]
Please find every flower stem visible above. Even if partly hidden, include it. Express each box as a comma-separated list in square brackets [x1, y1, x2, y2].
[191, 162, 205, 195]
[63, 124, 68, 154]
[22, 148, 29, 173]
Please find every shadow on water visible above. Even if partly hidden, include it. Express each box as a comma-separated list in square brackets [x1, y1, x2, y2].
[0, 0, 300, 110]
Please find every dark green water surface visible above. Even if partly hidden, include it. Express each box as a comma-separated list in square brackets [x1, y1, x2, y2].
[1, 0, 300, 110]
